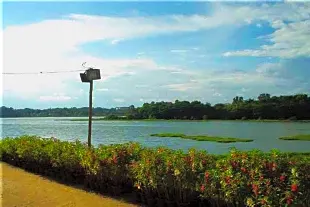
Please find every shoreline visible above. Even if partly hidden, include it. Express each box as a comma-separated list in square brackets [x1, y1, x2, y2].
[67, 118, 310, 122]
[1, 117, 310, 122]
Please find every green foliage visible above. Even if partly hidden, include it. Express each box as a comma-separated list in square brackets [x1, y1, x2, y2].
[2, 94, 310, 120]
[126, 93, 310, 120]
[70, 115, 128, 121]
[279, 134, 310, 141]
[1, 136, 310, 206]
[0, 106, 131, 117]
[150, 133, 253, 143]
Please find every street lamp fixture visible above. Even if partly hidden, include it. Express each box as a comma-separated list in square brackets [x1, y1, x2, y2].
[80, 65, 101, 147]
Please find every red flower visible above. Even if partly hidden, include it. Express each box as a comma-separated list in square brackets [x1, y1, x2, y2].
[205, 172, 210, 181]
[261, 199, 266, 205]
[289, 161, 296, 165]
[201, 160, 206, 165]
[287, 197, 293, 205]
[272, 162, 277, 171]
[259, 175, 264, 181]
[231, 161, 237, 168]
[291, 184, 298, 192]
[200, 185, 205, 192]
[225, 176, 231, 184]
[280, 175, 285, 182]
[252, 184, 258, 196]
[241, 167, 247, 173]
[183, 156, 191, 164]
[267, 162, 272, 170]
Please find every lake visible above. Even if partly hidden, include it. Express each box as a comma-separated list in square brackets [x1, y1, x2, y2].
[1, 117, 310, 154]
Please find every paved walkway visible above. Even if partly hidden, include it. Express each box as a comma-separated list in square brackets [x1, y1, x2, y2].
[0, 162, 137, 207]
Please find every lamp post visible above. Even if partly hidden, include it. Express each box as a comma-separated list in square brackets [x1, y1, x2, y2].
[80, 66, 101, 147]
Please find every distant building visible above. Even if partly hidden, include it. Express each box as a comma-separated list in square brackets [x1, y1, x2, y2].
[115, 107, 130, 110]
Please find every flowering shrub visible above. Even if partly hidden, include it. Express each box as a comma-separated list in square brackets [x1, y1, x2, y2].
[82, 142, 142, 195]
[1, 136, 309, 206]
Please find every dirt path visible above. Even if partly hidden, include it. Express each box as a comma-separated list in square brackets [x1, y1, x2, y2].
[0, 162, 138, 207]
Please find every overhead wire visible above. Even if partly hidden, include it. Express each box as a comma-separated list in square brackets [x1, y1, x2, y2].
[2, 63, 100, 75]
[2, 69, 86, 75]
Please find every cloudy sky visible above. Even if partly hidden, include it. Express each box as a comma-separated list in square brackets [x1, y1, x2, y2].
[2, 1, 310, 109]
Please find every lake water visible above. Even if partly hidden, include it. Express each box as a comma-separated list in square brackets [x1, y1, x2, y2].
[1, 117, 310, 154]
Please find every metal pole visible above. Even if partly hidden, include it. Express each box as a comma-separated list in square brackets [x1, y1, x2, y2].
[88, 80, 93, 147]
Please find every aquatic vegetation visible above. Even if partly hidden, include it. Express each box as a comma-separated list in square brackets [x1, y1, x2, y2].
[279, 134, 310, 141]
[150, 133, 253, 143]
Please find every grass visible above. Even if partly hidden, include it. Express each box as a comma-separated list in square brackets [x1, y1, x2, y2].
[279, 134, 310, 141]
[150, 133, 253, 143]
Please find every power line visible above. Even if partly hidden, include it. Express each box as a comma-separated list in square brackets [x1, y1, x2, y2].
[2, 69, 86, 75]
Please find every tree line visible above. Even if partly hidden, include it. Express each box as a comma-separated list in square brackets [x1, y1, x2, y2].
[1, 93, 310, 120]
[0, 107, 130, 118]
[126, 93, 310, 120]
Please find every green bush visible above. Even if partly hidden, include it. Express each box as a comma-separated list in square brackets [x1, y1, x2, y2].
[1, 136, 309, 206]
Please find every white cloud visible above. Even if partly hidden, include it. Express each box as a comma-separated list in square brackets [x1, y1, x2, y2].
[165, 83, 198, 91]
[111, 38, 123, 45]
[213, 92, 222, 97]
[255, 62, 282, 75]
[170, 49, 188, 53]
[97, 88, 109, 92]
[4, 12, 209, 99]
[221, 3, 310, 58]
[135, 84, 148, 88]
[39, 93, 72, 101]
[3, 2, 310, 106]
[113, 98, 125, 103]
[271, 20, 285, 29]
[224, 20, 310, 58]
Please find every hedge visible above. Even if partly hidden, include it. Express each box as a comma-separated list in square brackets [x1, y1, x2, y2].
[1, 135, 309, 207]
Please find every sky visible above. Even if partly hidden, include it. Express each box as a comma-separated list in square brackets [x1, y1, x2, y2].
[1, 1, 310, 109]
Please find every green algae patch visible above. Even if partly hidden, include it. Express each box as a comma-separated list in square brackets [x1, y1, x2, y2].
[150, 133, 253, 143]
[279, 134, 310, 141]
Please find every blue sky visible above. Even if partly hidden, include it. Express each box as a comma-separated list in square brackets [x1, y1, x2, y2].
[2, 2, 310, 109]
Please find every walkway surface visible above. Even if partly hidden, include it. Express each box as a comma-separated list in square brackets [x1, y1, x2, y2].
[0, 162, 138, 207]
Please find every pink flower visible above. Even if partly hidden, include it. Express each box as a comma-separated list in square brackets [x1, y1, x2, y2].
[200, 185, 205, 192]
